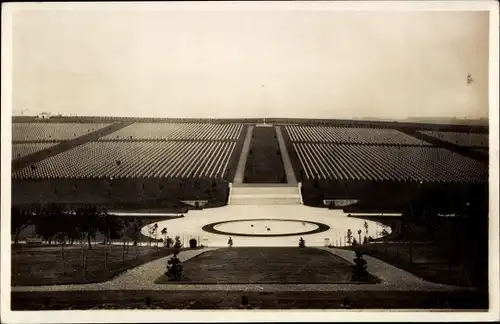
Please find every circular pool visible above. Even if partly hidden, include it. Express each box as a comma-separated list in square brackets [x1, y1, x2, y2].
[202, 218, 330, 237]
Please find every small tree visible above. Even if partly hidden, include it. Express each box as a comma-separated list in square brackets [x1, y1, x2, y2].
[54, 231, 68, 261]
[124, 218, 141, 246]
[34, 203, 65, 244]
[166, 251, 183, 281]
[11, 207, 34, 245]
[98, 213, 121, 245]
[161, 228, 167, 242]
[351, 250, 369, 281]
[147, 224, 153, 247]
[65, 215, 81, 245]
[381, 228, 390, 252]
[299, 237, 306, 248]
[165, 236, 173, 248]
[346, 229, 353, 246]
[118, 218, 130, 253]
[74, 205, 107, 250]
[148, 223, 158, 248]
[174, 236, 182, 248]
[357, 229, 362, 244]
[363, 221, 369, 236]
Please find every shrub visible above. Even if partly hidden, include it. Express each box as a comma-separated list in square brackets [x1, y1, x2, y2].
[240, 295, 250, 309]
[164, 236, 173, 248]
[299, 237, 306, 248]
[165, 251, 183, 281]
[189, 238, 197, 249]
[351, 250, 369, 281]
[174, 236, 182, 248]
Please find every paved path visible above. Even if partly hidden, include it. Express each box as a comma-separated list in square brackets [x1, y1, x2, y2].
[275, 126, 297, 185]
[232, 126, 254, 184]
[11, 247, 475, 293]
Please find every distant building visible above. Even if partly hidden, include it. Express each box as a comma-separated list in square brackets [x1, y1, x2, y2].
[37, 112, 51, 119]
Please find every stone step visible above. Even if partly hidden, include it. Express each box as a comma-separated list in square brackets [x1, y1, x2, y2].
[229, 197, 302, 205]
[230, 187, 300, 195]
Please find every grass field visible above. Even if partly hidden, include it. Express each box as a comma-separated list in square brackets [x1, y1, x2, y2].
[11, 290, 488, 310]
[155, 247, 379, 284]
[11, 245, 189, 286]
[349, 242, 487, 288]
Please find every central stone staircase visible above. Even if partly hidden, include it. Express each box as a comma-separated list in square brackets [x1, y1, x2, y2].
[228, 184, 302, 205]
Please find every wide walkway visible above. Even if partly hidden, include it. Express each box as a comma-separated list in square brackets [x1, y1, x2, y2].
[232, 126, 254, 184]
[275, 126, 297, 185]
[11, 247, 474, 293]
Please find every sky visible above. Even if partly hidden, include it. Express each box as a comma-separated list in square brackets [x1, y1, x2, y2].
[10, 5, 490, 120]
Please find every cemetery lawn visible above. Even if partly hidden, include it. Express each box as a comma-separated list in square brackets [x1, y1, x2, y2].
[349, 243, 486, 288]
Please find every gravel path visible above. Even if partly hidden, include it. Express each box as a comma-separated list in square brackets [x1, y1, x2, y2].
[11, 247, 475, 293]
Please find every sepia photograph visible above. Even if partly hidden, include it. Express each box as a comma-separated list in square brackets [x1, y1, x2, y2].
[1, 1, 499, 323]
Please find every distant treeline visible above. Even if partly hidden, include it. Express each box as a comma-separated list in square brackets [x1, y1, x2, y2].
[11, 116, 488, 133]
